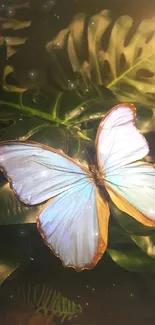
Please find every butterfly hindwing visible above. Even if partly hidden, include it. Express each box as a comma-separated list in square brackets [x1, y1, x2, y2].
[105, 161, 155, 226]
[0, 141, 110, 270]
[96, 104, 155, 227]
[38, 184, 109, 270]
[1, 102, 154, 269]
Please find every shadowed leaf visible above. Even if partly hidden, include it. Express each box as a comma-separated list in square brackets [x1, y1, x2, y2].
[0, 181, 41, 225]
[0, 225, 31, 284]
[107, 247, 155, 273]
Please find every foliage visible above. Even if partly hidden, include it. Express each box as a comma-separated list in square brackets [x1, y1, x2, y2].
[108, 217, 155, 274]
[0, 181, 40, 225]
[1, 93, 155, 280]
[131, 233, 155, 258]
[14, 282, 82, 323]
[0, 86, 117, 133]
[46, 10, 155, 108]
[107, 247, 155, 273]
[0, 5, 155, 281]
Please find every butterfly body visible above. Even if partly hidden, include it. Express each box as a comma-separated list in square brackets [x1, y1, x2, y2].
[88, 165, 110, 202]
[0, 103, 155, 271]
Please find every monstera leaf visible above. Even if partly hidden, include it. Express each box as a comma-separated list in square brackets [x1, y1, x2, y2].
[0, 2, 31, 60]
[0, 2, 31, 92]
[0, 86, 118, 135]
[46, 10, 155, 108]
[1, 85, 154, 138]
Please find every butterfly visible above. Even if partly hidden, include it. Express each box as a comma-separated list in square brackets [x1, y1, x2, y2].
[0, 103, 155, 271]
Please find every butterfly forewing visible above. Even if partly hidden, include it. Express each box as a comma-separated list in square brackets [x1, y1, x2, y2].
[96, 103, 149, 173]
[96, 104, 155, 227]
[0, 141, 110, 270]
[0, 142, 88, 205]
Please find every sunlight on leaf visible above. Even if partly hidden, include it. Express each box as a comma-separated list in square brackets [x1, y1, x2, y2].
[47, 10, 155, 107]
[2, 19, 31, 31]
[5, 37, 28, 59]
[0, 3, 31, 92]
[107, 248, 155, 273]
[3, 66, 27, 92]
[0, 262, 16, 285]
[131, 233, 155, 258]
[5, 37, 28, 47]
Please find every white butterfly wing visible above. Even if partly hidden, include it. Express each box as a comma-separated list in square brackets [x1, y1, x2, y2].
[38, 184, 109, 270]
[96, 103, 149, 173]
[0, 141, 110, 270]
[106, 162, 155, 226]
[96, 104, 155, 227]
[0, 141, 88, 204]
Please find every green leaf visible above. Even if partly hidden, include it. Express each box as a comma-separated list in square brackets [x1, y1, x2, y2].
[58, 86, 117, 126]
[108, 221, 132, 246]
[2, 18, 31, 31]
[0, 4, 31, 91]
[1, 117, 50, 141]
[11, 282, 82, 323]
[47, 11, 155, 107]
[0, 40, 7, 87]
[131, 232, 155, 259]
[29, 125, 80, 158]
[0, 95, 62, 126]
[136, 104, 154, 133]
[107, 247, 155, 273]
[0, 181, 41, 225]
[110, 202, 154, 235]
[3, 66, 27, 93]
[0, 86, 117, 132]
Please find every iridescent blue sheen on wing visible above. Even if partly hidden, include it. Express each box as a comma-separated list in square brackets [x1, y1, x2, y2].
[96, 104, 149, 173]
[96, 103, 155, 226]
[0, 141, 110, 269]
[0, 142, 87, 205]
[106, 161, 155, 221]
[38, 179, 100, 269]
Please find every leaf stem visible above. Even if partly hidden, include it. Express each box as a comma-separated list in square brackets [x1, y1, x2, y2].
[0, 100, 64, 125]
[107, 53, 155, 89]
[51, 92, 63, 118]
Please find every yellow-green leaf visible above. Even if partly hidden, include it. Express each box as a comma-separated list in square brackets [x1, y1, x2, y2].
[47, 11, 155, 107]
